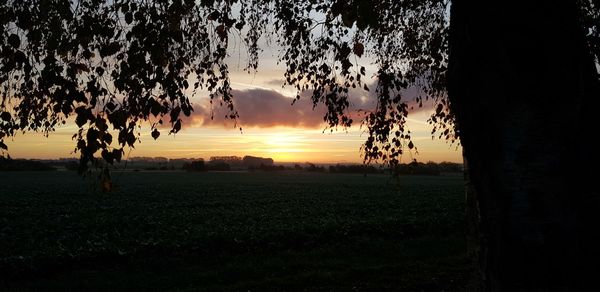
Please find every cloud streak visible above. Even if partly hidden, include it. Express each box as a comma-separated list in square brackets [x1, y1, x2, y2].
[189, 83, 432, 129]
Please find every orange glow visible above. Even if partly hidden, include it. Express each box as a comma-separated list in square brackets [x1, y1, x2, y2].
[3, 68, 462, 164]
[4, 122, 461, 163]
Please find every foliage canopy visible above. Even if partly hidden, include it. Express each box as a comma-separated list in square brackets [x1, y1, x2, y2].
[0, 0, 598, 170]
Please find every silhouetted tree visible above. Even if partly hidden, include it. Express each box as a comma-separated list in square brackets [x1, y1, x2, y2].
[305, 162, 325, 172]
[449, 1, 600, 290]
[242, 155, 274, 168]
[393, 160, 440, 176]
[183, 160, 205, 172]
[206, 161, 231, 171]
[1, 0, 599, 290]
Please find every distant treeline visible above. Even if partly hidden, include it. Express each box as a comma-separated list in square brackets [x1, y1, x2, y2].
[183, 156, 276, 172]
[329, 164, 380, 174]
[393, 161, 463, 176]
[329, 161, 463, 175]
[184, 160, 463, 176]
[0, 157, 56, 171]
[0, 156, 462, 176]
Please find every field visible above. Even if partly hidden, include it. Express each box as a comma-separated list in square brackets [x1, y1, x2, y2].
[0, 171, 472, 291]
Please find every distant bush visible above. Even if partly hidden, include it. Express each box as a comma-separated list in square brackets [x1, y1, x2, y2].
[329, 164, 382, 174]
[305, 163, 325, 172]
[437, 162, 463, 173]
[243, 156, 274, 168]
[206, 161, 231, 171]
[394, 161, 441, 176]
[183, 160, 205, 172]
[257, 164, 285, 171]
[0, 158, 56, 171]
[209, 156, 242, 167]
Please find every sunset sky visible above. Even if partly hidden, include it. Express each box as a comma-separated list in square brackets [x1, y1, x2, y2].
[4, 47, 462, 164]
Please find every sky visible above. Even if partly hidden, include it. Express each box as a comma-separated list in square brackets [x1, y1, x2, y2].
[4, 36, 462, 164]
[4, 74, 462, 163]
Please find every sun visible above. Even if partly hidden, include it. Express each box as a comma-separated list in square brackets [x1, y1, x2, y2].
[261, 133, 310, 162]
[264, 133, 305, 150]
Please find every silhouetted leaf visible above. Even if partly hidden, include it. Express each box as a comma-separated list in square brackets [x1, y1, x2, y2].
[126, 132, 136, 147]
[151, 129, 160, 140]
[75, 107, 89, 127]
[125, 12, 133, 24]
[216, 25, 227, 41]
[353, 42, 364, 57]
[172, 119, 181, 133]
[101, 149, 114, 164]
[112, 148, 122, 162]
[103, 133, 113, 144]
[0, 112, 11, 121]
[8, 34, 20, 48]
[100, 42, 120, 57]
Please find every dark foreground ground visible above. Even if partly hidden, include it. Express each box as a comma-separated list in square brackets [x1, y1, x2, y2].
[0, 171, 472, 291]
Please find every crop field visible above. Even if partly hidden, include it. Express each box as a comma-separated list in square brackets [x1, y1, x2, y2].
[0, 171, 472, 291]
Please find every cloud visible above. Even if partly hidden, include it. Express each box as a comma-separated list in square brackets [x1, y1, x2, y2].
[188, 83, 434, 129]
[264, 78, 287, 87]
[191, 89, 326, 128]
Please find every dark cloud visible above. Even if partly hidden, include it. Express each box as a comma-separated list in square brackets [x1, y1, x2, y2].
[192, 89, 327, 128]
[264, 78, 287, 87]
[189, 84, 432, 129]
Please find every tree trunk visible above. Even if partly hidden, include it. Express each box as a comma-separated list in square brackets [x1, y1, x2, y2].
[448, 0, 600, 290]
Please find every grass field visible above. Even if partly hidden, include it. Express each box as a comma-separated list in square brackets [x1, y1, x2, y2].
[0, 171, 472, 291]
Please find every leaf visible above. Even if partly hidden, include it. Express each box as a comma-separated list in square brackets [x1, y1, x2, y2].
[77, 139, 86, 150]
[170, 107, 181, 122]
[113, 149, 122, 162]
[100, 42, 121, 57]
[216, 25, 227, 41]
[150, 99, 161, 117]
[75, 108, 88, 127]
[71, 63, 89, 73]
[101, 149, 114, 164]
[126, 131, 136, 147]
[125, 12, 133, 24]
[436, 103, 443, 114]
[208, 11, 220, 21]
[106, 101, 116, 112]
[0, 112, 11, 121]
[95, 118, 109, 132]
[353, 41, 364, 57]
[95, 66, 105, 76]
[82, 49, 93, 59]
[8, 34, 20, 48]
[103, 132, 113, 144]
[172, 119, 181, 133]
[151, 129, 160, 140]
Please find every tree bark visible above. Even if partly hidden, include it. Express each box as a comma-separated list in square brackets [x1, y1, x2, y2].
[448, 0, 600, 290]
